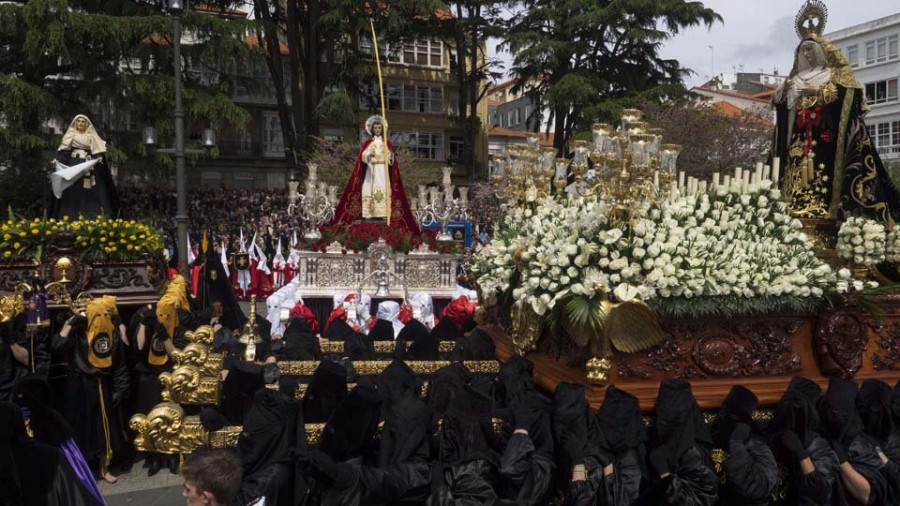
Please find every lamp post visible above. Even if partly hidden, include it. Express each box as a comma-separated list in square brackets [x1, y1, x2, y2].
[144, 0, 215, 277]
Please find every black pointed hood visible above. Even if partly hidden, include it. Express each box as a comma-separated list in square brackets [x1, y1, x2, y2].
[238, 388, 305, 477]
[712, 385, 758, 447]
[318, 382, 382, 462]
[819, 377, 863, 447]
[282, 319, 320, 361]
[377, 395, 435, 467]
[597, 385, 646, 460]
[770, 377, 823, 446]
[856, 379, 894, 444]
[301, 360, 348, 423]
[398, 319, 439, 360]
[654, 379, 712, 459]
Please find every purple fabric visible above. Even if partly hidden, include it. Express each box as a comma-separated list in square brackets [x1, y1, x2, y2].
[61, 439, 107, 505]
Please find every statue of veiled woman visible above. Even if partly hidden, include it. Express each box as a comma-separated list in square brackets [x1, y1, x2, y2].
[773, 1, 900, 224]
[48, 114, 120, 219]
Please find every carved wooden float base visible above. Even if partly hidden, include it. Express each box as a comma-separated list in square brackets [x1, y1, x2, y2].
[484, 295, 900, 411]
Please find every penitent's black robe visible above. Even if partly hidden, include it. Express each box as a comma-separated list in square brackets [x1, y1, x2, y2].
[51, 321, 130, 474]
[856, 379, 900, 504]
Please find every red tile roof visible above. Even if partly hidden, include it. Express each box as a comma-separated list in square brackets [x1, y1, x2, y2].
[488, 126, 555, 146]
[693, 86, 771, 103]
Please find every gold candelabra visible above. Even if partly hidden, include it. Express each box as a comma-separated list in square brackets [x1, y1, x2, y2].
[490, 110, 682, 221]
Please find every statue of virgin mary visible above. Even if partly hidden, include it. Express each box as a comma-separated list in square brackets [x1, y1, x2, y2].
[773, 1, 900, 224]
[329, 115, 419, 233]
[48, 114, 120, 219]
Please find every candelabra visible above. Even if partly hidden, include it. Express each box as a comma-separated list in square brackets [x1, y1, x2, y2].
[410, 167, 468, 242]
[289, 164, 337, 240]
[490, 110, 683, 223]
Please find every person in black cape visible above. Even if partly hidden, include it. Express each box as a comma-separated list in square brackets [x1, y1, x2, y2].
[711, 385, 777, 505]
[818, 377, 888, 505]
[552, 382, 604, 505]
[889, 381, 900, 465]
[855, 379, 900, 504]
[496, 356, 554, 506]
[432, 316, 461, 342]
[52, 304, 130, 483]
[452, 327, 496, 362]
[636, 379, 718, 506]
[236, 388, 310, 505]
[595, 384, 647, 505]
[300, 360, 348, 424]
[368, 318, 396, 342]
[11, 377, 106, 506]
[427, 362, 500, 505]
[766, 376, 840, 505]
[394, 318, 440, 360]
[280, 318, 321, 362]
[322, 318, 357, 341]
[0, 317, 31, 403]
[0, 401, 67, 506]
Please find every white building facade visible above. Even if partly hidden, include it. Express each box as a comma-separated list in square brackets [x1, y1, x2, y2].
[827, 14, 900, 161]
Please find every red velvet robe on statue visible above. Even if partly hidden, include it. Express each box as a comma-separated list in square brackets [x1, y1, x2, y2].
[329, 137, 420, 234]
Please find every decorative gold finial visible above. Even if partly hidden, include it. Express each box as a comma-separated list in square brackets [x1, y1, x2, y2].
[795, 0, 828, 39]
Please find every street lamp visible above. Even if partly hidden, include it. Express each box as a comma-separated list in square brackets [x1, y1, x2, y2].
[143, 0, 216, 277]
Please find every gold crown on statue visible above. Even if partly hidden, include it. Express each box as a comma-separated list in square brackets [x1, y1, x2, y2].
[795, 0, 828, 39]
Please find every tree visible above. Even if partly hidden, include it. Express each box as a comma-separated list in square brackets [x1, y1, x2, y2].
[502, 0, 721, 153]
[248, 0, 441, 178]
[427, 1, 505, 180]
[0, 0, 254, 214]
[640, 100, 771, 177]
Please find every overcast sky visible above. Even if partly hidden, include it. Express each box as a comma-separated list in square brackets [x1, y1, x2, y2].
[489, 2, 900, 87]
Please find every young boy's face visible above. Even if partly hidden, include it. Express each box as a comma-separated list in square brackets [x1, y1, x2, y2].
[183, 480, 212, 506]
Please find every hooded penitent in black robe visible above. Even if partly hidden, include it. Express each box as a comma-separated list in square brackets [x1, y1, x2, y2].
[432, 317, 461, 342]
[368, 319, 395, 342]
[428, 364, 500, 505]
[52, 316, 130, 475]
[237, 388, 310, 506]
[323, 319, 357, 342]
[0, 401, 66, 506]
[427, 362, 471, 416]
[818, 378, 888, 506]
[553, 382, 605, 506]
[767, 376, 839, 506]
[452, 328, 496, 362]
[856, 379, 900, 504]
[595, 385, 647, 506]
[301, 360, 348, 424]
[221, 361, 265, 425]
[11, 378, 106, 506]
[496, 356, 554, 506]
[281, 319, 321, 361]
[711, 386, 777, 506]
[0, 319, 30, 403]
[889, 381, 900, 465]
[395, 319, 439, 361]
[639, 379, 718, 506]
[309, 362, 435, 505]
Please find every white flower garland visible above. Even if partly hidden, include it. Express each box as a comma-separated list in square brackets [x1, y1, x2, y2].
[886, 227, 900, 264]
[473, 179, 857, 316]
[836, 216, 886, 266]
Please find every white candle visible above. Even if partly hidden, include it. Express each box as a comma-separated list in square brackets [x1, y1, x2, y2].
[699, 180, 707, 194]
[772, 157, 781, 183]
[763, 165, 771, 181]
[743, 170, 751, 189]
[678, 171, 685, 190]
[723, 175, 731, 188]
[755, 162, 764, 182]
[734, 167, 742, 181]
[653, 170, 659, 188]
[712, 172, 720, 189]
[670, 180, 678, 200]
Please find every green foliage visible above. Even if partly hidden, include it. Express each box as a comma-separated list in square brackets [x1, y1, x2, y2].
[651, 295, 824, 319]
[502, 0, 722, 149]
[0, 0, 257, 212]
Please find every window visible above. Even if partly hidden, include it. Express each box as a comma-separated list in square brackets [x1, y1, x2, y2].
[390, 130, 444, 159]
[865, 79, 899, 105]
[238, 130, 252, 153]
[448, 90, 460, 117]
[869, 121, 900, 158]
[262, 112, 284, 157]
[847, 44, 859, 67]
[449, 135, 464, 159]
[402, 40, 442, 67]
[360, 81, 442, 113]
[508, 108, 521, 126]
[865, 35, 899, 65]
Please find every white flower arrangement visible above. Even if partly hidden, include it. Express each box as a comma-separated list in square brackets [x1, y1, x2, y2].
[836, 216, 886, 266]
[886, 226, 900, 264]
[473, 178, 855, 320]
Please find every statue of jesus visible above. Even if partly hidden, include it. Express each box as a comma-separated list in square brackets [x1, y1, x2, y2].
[329, 115, 420, 233]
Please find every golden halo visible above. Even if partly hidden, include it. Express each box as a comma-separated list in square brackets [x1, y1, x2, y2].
[795, 0, 828, 39]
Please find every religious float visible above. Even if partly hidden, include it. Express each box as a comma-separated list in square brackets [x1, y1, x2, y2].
[473, 1, 900, 411]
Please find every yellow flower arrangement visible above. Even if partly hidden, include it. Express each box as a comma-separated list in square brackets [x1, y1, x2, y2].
[0, 215, 163, 263]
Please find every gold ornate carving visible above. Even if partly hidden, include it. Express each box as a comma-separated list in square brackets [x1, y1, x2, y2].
[159, 365, 221, 405]
[171, 343, 224, 377]
[511, 302, 543, 355]
[586, 357, 612, 385]
[207, 426, 242, 450]
[320, 340, 456, 355]
[129, 402, 207, 454]
[274, 360, 499, 376]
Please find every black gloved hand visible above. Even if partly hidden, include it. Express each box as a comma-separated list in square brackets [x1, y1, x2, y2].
[831, 440, 848, 464]
[510, 390, 539, 433]
[154, 322, 170, 342]
[730, 423, 752, 444]
[263, 362, 280, 384]
[649, 445, 671, 476]
[780, 430, 810, 461]
[141, 307, 156, 327]
[308, 449, 340, 478]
